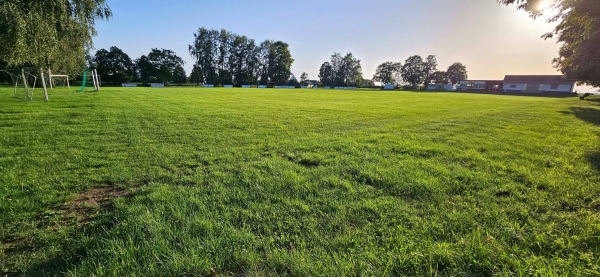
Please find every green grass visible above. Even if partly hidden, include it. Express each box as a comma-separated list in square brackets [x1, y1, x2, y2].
[1, 87, 599, 276]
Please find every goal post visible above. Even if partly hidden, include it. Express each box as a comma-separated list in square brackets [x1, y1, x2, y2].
[1, 68, 45, 101]
[78, 68, 100, 92]
[48, 69, 70, 89]
[40, 68, 49, 101]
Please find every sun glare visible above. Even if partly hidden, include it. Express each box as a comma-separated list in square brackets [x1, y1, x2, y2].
[537, 0, 551, 11]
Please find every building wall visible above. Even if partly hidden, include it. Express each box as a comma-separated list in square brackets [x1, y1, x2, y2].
[503, 83, 527, 91]
[504, 82, 573, 93]
[427, 84, 455, 91]
[458, 81, 487, 90]
[541, 83, 573, 93]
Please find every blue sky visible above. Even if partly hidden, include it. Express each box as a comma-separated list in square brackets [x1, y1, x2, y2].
[93, 0, 593, 91]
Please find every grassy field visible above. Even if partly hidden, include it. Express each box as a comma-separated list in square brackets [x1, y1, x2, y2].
[0, 87, 599, 276]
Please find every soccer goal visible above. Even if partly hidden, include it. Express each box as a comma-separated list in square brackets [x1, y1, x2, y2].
[48, 69, 70, 89]
[0, 69, 22, 97]
[78, 68, 100, 92]
[0, 68, 42, 100]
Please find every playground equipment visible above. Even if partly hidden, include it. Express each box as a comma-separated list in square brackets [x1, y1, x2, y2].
[78, 68, 100, 92]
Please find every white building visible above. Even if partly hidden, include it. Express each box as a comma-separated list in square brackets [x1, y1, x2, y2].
[503, 75, 576, 93]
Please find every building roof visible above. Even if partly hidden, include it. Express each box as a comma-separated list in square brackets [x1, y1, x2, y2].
[503, 75, 574, 83]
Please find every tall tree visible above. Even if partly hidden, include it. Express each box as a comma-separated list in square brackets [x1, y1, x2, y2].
[321, 52, 363, 86]
[401, 55, 426, 88]
[499, 0, 600, 87]
[257, 40, 273, 85]
[319, 62, 334, 86]
[372, 61, 402, 84]
[268, 41, 295, 85]
[189, 27, 219, 84]
[446, 62, 468, 85]
[93, 46, 136, 83]
[423, 55, 438, 86]
[341, 53, 363, 86]
[136, 49, 185, 83]
[217, 29, 233, 84]
[0, 1, 111, 72]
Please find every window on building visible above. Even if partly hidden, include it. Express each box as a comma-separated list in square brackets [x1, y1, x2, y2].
[550, 83, 559, 89]
[510, 84, 517, 88]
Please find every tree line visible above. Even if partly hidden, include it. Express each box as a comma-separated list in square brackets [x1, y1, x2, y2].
[87, 27, 296, 85]
[371, 55, 468, 88]
[189, 28, 294, 86]
[316, 53, 468, 88]
[90, 47, 186, 84]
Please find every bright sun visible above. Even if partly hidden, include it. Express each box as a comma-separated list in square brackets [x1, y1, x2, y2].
[537, 0, 551, 11]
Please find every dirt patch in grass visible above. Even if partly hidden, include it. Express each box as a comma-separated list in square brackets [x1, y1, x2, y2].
[63, 186, 131, 225]
[1, 186, 131, 274]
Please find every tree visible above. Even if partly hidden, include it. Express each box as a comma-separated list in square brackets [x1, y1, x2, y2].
[267, 41, 295, 85]
[93, 46, 136, 83]
[173, 66, 188, 84]
[0, 1, 111, 72]
[340, 53, 363, 86]
[136, 49, 185, 83]
[319, 62, 334, 86]
[499, 0, 600, 87]
[189, 65, 204, 84]
[0, 60, 13, 84]
[401, 55, 426, 88]
[229, 34, 258, 85]
[446, 62, 468, 85]
[189, 27, 219, 84]
[431, 71, 450, 84]
[423, 55, 438, 86]
[372, 61, 402, 84]
[300, 72, 309, 85]
[321, 52, 363, 86]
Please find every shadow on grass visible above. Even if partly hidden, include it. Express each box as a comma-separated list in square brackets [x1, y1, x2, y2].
[560, 107, 600, 126]
[584, 97, 600, 104]
[589, 152, 600, 172]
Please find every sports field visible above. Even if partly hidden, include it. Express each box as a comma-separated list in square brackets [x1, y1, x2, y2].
[1, 87, 599, 276]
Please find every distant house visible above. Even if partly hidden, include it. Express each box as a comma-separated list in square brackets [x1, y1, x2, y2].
[503, 75, 575, 93]
[457, 80, 503, 92]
